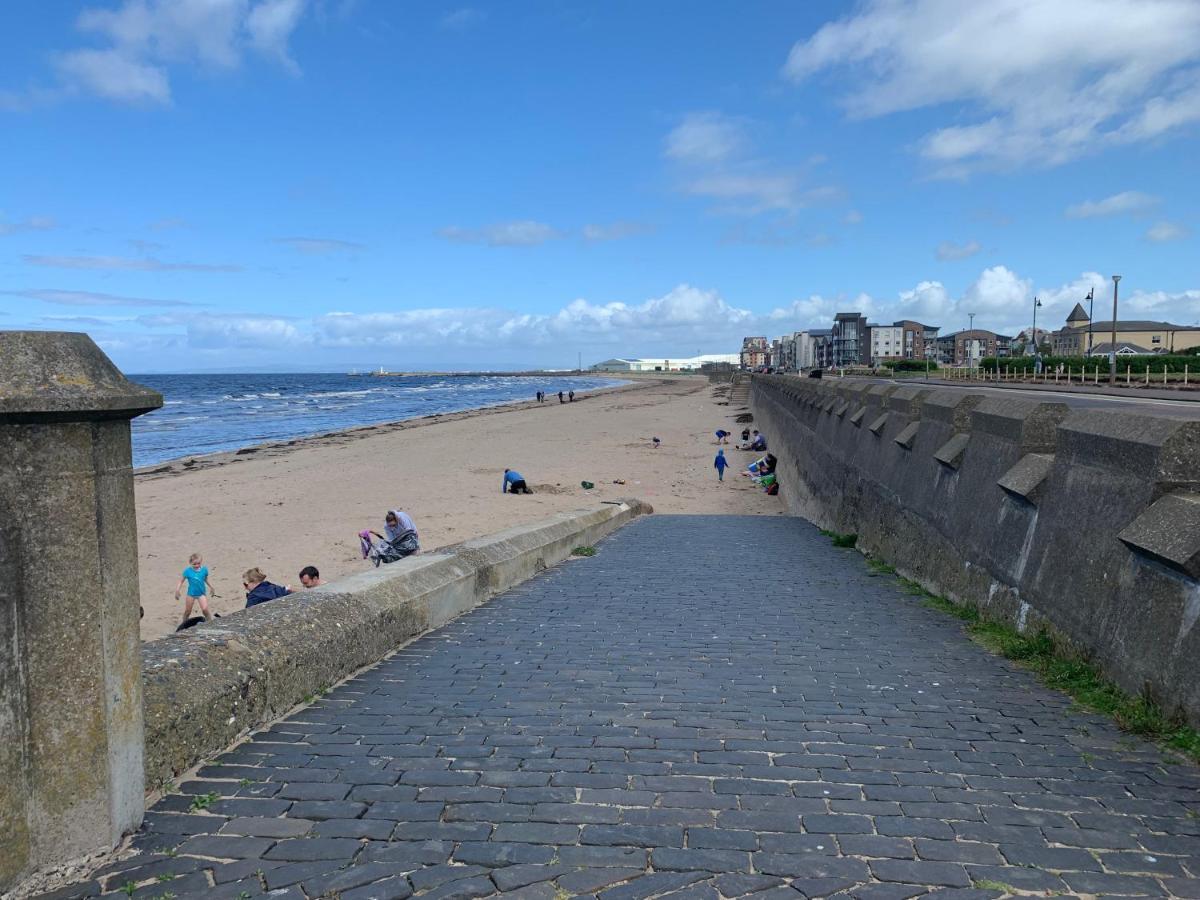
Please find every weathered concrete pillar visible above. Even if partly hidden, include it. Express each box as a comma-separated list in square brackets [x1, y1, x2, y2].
[0, 331, 161, 892]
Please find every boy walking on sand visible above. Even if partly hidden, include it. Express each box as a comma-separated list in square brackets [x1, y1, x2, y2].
[175, 553, 214, 626]
[714, 449, 729, 481]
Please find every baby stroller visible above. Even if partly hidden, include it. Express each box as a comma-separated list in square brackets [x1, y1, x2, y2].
[360, 529, 420, 567]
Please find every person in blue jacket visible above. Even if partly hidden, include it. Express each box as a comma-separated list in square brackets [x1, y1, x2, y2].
[243, 567, 290, 608]
[503, 468, 534, 494]
[714, 449, 729, 482]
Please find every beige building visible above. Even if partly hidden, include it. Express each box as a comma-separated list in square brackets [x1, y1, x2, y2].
[1051, 303, 1200, 356]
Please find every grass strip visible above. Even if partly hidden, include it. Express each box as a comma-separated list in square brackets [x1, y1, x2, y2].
[814, 528, 1200, 765]
[911, 578, 1200, 763]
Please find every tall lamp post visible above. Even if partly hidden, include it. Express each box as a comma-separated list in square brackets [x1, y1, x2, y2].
[1085, 287, 1095, 357]
[1030, 296, 1041, 357]
[1108, 275, 1121, 383]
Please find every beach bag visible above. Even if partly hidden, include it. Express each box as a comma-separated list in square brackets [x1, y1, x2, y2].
[766, 482, 779, 495]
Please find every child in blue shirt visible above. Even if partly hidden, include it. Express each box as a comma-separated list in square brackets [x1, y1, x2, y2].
[175, 553, 214, 627]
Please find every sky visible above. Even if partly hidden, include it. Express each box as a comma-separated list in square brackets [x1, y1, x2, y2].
[1, 0, 1198, 372]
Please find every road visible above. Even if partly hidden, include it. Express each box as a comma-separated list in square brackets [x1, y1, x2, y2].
[851, 377, 1200, 419]
[47, 515, 1200, 899]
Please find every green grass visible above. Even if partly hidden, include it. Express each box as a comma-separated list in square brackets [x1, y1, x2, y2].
[819, 529, 858, 549]
[571, 546, 597, 557]
[972, 879, 1016, 894]
[866, 557, 896, 576]
[188, 791, 220, 812]
[899, 576, 1200, 764]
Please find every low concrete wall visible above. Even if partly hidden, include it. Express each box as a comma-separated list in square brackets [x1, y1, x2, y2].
[141, 500, 650, 787]
[751, 375, 1200, 725]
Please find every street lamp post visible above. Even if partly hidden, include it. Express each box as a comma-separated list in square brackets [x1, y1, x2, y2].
[967, 312, 976, 368]
[1108, 275, 1121, 383]
[1086, 287, 1095, 357]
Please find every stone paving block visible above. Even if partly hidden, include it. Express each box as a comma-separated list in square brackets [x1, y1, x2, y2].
[340, 875, 416, 900]
[46, 517, 1200, 898]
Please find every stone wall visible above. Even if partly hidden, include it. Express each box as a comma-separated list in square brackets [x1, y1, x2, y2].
[751, 375, 1200, 725]
[141, 500, 650, 787]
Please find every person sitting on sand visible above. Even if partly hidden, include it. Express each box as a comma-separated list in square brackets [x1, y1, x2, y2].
[751, 431, 767, 451]
[371, 508, 420, 553]
[243, 567, 290, 608]
[502, 469, 534, 494]
[737, 429, 760, 450]
[299, 565, 324, 588]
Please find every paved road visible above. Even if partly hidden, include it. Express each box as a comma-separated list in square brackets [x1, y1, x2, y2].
[851, 377, 1200, 419]
[48, 517, 1200, 899]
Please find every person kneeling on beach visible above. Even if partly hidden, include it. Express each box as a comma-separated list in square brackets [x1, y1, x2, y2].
[243, 567, 290, 608]
[503, 468, 534, 494]
[175, 552, 214, 628]
[299, 565, 324, 588]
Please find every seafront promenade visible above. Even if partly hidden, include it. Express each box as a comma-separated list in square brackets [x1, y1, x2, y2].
[43, 515, 1200, 899]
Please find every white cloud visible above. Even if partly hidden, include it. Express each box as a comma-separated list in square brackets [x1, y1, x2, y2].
[5, 288, 191, 307]
[935, 240, 982, 261]
[246, 0, 306, 72]
[1145, 220, 1191, 242]
[582, 222, 653, 242]
[186, 312, 302, 348]
[783, 0, 1200, 174]
[0, 215, 57, 236]
[1065, 191, 1160, 219]
[842, 209, 863, 225]
[438, 221, 562, 247]
[664, 112, 747, 164]
[23, 253, 241, 272]
[275, 236, 365, 254]
[47, 0, 308, 105]
[440, 7, 485, 30]
[664, 111, 839, 216]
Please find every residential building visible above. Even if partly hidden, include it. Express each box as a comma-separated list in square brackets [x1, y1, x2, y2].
[893, 320, 939, 359]
[947, 329, 1013, 365]
[740, 336, 769, 369]
[831, 312, 869, 366]
[1049, 304, 1200, 356]
[868, 324, 903, 364]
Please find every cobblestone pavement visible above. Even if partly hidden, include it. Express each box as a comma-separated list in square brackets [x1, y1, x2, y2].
[45, 516, 1200, 899]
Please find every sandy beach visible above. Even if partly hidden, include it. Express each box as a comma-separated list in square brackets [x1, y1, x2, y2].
[134, 375, 780, 641]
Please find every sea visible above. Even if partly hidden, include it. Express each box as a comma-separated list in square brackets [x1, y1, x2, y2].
[128, 373, 626, 468]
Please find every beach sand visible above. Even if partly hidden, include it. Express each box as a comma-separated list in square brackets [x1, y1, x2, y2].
[134, 375, 778, 641]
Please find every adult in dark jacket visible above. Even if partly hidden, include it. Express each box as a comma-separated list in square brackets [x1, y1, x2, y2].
[243, 567, 290, 608]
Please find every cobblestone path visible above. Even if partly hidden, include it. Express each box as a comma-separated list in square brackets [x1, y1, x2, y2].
[47, 516, 1200, 899]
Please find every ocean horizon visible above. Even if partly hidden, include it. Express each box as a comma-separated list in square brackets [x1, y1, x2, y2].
[129, 372, 627, 468]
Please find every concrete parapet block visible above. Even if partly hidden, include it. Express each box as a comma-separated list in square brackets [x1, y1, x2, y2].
[894, 422, 920, 450]
[934, 433, 970, 469]
[970, 398, 1069, 453]
[886, 386, 930, 418]
[141, 500, 649, 788]
[868, 413, 889, 435]
[849, 407, 866, 427]
[1118, 492, 1200, 579]
[0, 332, 161, 895]
[920, 390, 984, 433]
[1056, 412, 1200, 489]
[997, 453, 1055, 505]
[834, 399, 850, 417]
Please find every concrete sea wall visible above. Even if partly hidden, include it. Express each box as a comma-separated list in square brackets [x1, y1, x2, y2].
[141, 499, 650, 788]
[751, 375, 1200, 726]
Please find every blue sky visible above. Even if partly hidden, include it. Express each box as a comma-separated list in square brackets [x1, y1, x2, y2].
[2, 0, 1198, 371]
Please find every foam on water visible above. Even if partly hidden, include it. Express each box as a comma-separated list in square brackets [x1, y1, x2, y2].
[130, 372, 626, 468]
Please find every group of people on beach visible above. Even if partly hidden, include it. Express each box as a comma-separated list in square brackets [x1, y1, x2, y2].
[712, 427, 777, 493]
[535, 390, 574, 403]
[175, 507, 420, 630]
